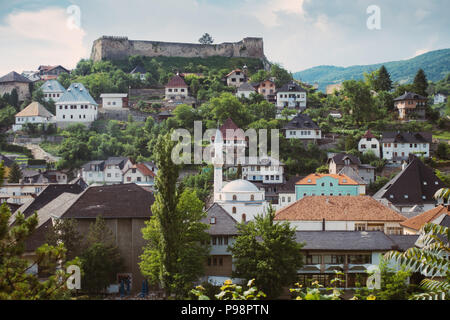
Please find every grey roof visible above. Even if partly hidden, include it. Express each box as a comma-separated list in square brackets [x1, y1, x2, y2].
[283, 113, 320, 130]
[381, 132, 432, 144]
[277, 81, 306, 93]
[387, 235, 419, 251]
[41, 80, 66, 93]
[440, 215, 450, 228]
[0, 71, 32, 83]
[241, 156, 284, 166]
[338, 166, 367, 185]
[328, 153, 361, 166]
[202, 203, 238, 235]
[295, 231, 398, 251]
[237, 82, 256, 92]
[278, 177, 302, 193]
[104, 156, 128, 167]
[82, 160, 105, 171]
[57, 83, 97, 105]
[394, 92, 427, 101]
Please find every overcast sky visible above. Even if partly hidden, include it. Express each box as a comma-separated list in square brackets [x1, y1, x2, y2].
[0, 0, 449, 76]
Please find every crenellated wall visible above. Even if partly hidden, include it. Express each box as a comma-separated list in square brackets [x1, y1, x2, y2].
[90, 36, 265, 62]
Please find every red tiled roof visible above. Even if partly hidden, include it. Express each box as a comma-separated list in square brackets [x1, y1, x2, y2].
[363, 130, 376, 139]
[219, 118, 245, 141]
[135, 163, 156, 177]
[274, 196, 406, 222]
[400, 205, 450, 231]
[166, 74, 188, 88]
[225, 69, 243, 78]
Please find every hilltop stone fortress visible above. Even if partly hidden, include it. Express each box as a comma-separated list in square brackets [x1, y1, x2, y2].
[91, 36, 267, 63]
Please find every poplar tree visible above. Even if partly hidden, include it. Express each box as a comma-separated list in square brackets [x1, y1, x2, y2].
[8, 162, 22, 183]
[139, 133, 210, 298]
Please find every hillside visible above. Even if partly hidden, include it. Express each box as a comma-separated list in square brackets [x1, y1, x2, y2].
[293, 48, 450, 91]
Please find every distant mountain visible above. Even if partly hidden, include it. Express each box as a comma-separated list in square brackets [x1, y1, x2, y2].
[293, 48, 450, 92]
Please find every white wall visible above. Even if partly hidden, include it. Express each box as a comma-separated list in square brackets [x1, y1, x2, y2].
[56, 103, 98, 123]
[286, 129, 321, 140]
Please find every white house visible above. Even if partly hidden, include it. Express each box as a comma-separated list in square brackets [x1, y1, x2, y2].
[81, 157, 131, 185]
[236, 82, 256, 99]
[283, 113, 321, 142]
[123, 163, 156, 188]
[130, 66, 146, 81]
[241, 156, 284, 184]
[55, 83, 98, 124]
[225, 69, 246, 87]
[381, 132, 432, 162]
[165, 74, 189, 100]
[434, 93, 447, 105]
[276, 81, 307, 111]
[100, 93, 128, 109]
[358, 130, 380, 158]
[41, 80, 66, 102]
[13, 102, 54, 131]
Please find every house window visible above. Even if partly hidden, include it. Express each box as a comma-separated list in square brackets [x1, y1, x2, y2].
[250, 195, 254, 201]
[232, 207, 236, 214]
[323, 255, 345, 264]
[348, 255, 371, 264]
[355, 223, 366, 231]
[306, 255, 321, 264]
[233, 195, 237, 201]
[242, 214, 246, 222]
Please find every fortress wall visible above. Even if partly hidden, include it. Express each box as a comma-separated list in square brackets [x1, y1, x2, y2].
[91, 36, 265, 61]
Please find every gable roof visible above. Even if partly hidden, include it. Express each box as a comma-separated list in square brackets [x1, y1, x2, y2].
[57, 83, 97, 105]
[277, 81, 306, 93]
[225, 69, 243, 78]
[275, 196, 406, 222]
[295, 231, 399, 251]
[381, 132, 432, 144]
[283, 113, 320, 130]
[362, 130, 377, 139]
[125, 163, 156, 177]
[166, 74, 188, 88]
[0, 154, 14, 167]
[213, 118, 245, 141]
[237, 82, 256, 92]
[0, 71, 32, 83]
[373, 156, 445, 205]
[338, 166, 367, 185]
[61, 184, 155, 219]
[400, 205, 450, 231]
[41, 80, 66, 93]
[328, 153, 361, 166]
[202, 203, 238, 235]
[278, 176, 302, 193]
[15, 102, 54, 118]
[394, 92, 427, 101]
[297, 173, 359, 186]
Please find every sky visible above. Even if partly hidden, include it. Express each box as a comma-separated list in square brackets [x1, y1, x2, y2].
[0, 0, 449, 76]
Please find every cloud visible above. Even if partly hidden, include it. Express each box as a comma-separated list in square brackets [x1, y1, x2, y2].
[249, 0, 306, 27]
[0, 7, 88, 75]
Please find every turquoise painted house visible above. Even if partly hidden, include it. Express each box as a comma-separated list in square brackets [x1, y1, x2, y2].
[295, 174, 360, 200]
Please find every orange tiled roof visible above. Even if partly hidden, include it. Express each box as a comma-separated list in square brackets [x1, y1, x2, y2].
[400, 205, 450, 231]
[135, 163, 156, 177]
[296, 173, 359, 185]
[274, 196, 406, 222]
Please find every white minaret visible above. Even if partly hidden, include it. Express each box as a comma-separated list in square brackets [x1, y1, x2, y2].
[213, 127, 224, 202]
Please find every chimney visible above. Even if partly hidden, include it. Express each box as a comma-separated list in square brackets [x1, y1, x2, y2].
[322, 218, 326, 231]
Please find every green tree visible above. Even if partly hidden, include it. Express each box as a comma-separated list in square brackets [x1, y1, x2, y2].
[413, 69, 428, 97]
[8, 162, 22, 183]
[384, 218, 449, 300]
[80, 216, 123, 294]
[46, 219, 83, 261]
[229, 206, 304, 299]
[139, 133, 210, 298]
[376, 65, 393, 92]
[341, 80, 376, 126]
[199, 33, 214, 44]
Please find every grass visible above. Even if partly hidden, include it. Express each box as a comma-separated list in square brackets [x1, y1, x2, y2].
[433, 130, 450, 140]
[39, 142, 60, 157]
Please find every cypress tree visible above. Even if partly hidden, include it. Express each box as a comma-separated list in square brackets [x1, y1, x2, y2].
[376, 65, 392, 92]
[413, 69, 428, 97]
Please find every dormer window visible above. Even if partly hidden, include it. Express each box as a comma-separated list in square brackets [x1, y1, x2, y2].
[404, 195, 409, 199]
[210, 217, 216, 224]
